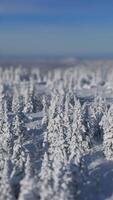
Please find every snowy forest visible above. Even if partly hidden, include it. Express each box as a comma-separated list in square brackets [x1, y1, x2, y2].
[0, 61, 113, 200]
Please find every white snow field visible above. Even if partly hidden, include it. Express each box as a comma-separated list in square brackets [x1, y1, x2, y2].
[1, 59, 113, 200]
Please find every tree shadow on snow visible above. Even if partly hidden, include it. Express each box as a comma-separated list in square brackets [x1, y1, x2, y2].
[80, 157, 113, 200]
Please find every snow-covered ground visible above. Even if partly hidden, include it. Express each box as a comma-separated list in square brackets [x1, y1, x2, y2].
[79, 143, 113, 200]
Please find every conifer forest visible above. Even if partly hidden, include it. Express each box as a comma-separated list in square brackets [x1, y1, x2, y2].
[1, 60, 113, 200]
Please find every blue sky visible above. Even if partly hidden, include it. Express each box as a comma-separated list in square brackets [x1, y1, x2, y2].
[0, 0, 113, 57]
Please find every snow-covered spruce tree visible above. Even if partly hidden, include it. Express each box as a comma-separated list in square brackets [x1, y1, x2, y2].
[51, 149, 75, 200]
[18, 154, 37, 200]
[48, 90, 59, 120]
[42, 93, 57, 151]
[0, 85, 4, 119]
[63, 69, 74, 94]
[11, 113, 27, 187]
[11, 133, 26, 174]
[69, 100, 90, 167]
[12, 114, 26, 156]
[12, 87, 20, 113]
[10, 133, 26, 198]
[11, 114, 21, 141]
[0, 101, 13, 168]
[52, 150, 64, 196]
[41, 133, 77, 200]
[13, 68, 21, 84]
[63, 99, 72, 158]
[42, 96, 49, 128]
[65, 94, 74, 123]
[23, 89, 28, 113]
[48, 121, 80, 200]
[23, 83, 33, 114]
[11, 112, 26, 150]
[64, 93, 77, 125]
[88, 96, 106, 142]
[82, 102, 89, 132]
[0, 158, 16, 200]
[101, 105, 113, 160]
[45, 117, 57, 161]
[39, 152, 54, 200]
[54, 113, 68, 164]
[43, 97, 75, 199]
[46, 71, 56, 91]
[12, 111, 26, 142]
[45, 90, 67, 153]
[42, 92, 59, 154]
[49, 134, 81, 200]
[82, 102, 92, 148]
[40, 96, 68, 199]
[42, 91, 59, 153]
[46, 100, 67, 166]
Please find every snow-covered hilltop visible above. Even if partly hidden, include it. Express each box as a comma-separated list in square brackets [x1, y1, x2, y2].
[0, 60, 113, 200]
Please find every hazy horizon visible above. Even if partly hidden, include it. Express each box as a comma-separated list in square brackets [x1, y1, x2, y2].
[1, 54, 113, 60]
